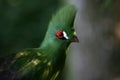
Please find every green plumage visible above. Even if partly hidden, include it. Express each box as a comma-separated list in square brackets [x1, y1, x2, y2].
[0, 5, 77, 80]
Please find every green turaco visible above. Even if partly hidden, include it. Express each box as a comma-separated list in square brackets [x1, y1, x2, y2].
[0, 5, 78, 80]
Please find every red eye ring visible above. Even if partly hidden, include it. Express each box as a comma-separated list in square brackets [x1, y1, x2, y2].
[55, 30, 64, 39]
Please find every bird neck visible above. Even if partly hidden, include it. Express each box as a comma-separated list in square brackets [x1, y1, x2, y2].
[39, 37, 70, 56]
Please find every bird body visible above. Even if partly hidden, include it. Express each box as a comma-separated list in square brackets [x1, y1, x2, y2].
[0, 5, 78, 80]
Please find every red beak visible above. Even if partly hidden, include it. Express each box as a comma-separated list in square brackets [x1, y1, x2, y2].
[71, 36, 79, 42]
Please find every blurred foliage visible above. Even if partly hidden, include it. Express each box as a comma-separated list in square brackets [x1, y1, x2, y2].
[95, 0, 120, 21]
[0, 0, 63, 55]
[96, 0, 116, 12]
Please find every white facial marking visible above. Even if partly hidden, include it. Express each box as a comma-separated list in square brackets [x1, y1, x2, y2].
[63, 31, 69, 39]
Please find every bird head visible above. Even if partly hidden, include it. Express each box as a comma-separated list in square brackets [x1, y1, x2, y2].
[40, 5, 78, 51]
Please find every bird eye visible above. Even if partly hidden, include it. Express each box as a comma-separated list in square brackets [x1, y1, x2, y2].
[55, 30, 69, 39]
[56, 30, 64, 39]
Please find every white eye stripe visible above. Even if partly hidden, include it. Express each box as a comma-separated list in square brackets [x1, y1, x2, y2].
[63, 31, 69, 39]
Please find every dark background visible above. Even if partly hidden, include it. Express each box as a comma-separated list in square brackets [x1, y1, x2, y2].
[0, 0, 63, 55]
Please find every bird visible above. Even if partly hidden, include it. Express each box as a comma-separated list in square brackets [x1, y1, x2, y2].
[0, 4, 78, 80]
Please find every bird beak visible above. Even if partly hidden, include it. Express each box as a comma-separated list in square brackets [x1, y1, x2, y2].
[71, 36, 79, 42]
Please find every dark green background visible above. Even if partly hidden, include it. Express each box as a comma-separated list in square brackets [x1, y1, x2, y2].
[0, 0, 62, 55]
